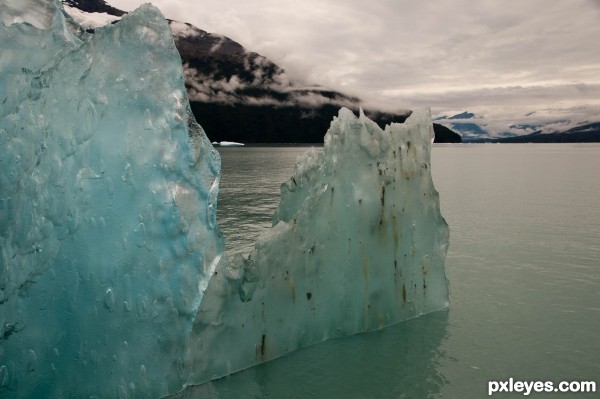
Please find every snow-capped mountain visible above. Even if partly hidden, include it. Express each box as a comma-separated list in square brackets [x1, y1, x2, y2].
[435, 111, 600, 142]
[61, 0, 461, 143]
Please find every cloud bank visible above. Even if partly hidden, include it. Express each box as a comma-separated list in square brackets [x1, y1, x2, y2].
[111, 0, 600, 124]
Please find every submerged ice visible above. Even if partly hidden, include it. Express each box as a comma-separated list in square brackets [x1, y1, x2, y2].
[0, 0, 449, 397]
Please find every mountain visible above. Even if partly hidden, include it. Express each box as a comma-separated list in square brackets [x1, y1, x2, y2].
[436, 111, 600, 142]
[61, 0, 461, 143]
[487, 122, 600, 143]
[435, 111, 497, 139]
[447, 111, 475, 120]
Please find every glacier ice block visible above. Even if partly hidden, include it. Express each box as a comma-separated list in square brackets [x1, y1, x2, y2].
[185, 107, 450, 385]
[0, 1, 222, 397]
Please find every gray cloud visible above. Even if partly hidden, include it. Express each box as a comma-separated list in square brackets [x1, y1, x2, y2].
[112, 0, 600, 124]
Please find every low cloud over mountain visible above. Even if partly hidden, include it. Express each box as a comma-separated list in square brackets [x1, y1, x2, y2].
[62, 0, 462, 142]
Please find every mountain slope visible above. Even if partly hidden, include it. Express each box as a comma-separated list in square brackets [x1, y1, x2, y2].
[63, 0, 124, 16]
[432, 123, 462, 143]
[62, 0, 461, 143]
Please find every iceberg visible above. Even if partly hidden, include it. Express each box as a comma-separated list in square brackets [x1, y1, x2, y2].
[0, 1, 221, 397]
[0, 0, 449, 397]
[185, 107, 449, 385]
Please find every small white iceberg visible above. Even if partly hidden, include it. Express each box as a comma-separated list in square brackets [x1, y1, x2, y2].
[212, 141, 244, 147]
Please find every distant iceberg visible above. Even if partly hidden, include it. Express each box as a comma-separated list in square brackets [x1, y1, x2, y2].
[212, 141, 245, 147]
[0, 0, 449, 397]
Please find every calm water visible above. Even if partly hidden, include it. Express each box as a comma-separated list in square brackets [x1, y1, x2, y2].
[182, 144, 600, 398]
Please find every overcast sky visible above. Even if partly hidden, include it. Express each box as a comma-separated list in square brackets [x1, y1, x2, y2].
[110, 0, 600, 124]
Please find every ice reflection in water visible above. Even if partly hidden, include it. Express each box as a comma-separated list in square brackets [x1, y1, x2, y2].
[175, 311, 449, 399]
